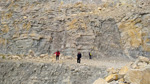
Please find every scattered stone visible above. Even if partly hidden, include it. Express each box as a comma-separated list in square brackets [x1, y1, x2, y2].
[98, 7, 102, 10]
[9, 55, 21, 60]
[107, 68, 118, 74]
[23, 16, 27, 19]
[39, 53, 49, 58]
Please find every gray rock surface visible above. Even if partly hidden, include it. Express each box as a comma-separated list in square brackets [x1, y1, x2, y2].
[0, 61, 107, 84]
[0, 0, 150, 59]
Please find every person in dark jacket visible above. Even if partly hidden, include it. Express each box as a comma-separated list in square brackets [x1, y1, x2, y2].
[77, 52, 82, 63]
[54, 50, 60, 60]
[89, 52, 92, 59]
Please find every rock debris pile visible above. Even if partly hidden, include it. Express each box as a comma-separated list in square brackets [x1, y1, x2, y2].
[93, 56, 150, 84]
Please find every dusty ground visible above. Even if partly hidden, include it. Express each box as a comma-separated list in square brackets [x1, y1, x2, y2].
[65, 58, 131, 69]
[0, 55, 132, 69]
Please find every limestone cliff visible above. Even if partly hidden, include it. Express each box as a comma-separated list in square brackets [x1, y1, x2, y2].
[0, 0, 150, 59]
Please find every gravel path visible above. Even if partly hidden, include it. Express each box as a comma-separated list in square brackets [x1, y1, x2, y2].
[63, 58, 132, 69]
[0, 56, 132, 69]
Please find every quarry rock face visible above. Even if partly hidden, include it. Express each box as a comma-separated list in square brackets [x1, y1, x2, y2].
[0, 0, 150, 59]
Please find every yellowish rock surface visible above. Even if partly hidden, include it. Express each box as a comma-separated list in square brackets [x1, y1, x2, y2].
[93, 78, 108, 84]
[119, 65, 129, 75]
[124, 67, 150, 84]
[105, 74, 118, 82]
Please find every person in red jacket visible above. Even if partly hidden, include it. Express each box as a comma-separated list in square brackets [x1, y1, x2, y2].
[54, 50, 60, 60]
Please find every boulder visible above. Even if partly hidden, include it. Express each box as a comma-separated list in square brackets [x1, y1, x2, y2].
[138, 56, 149, 63]
[105, 74, 118, 82]
[107, 68, 118, 74]
[124, 67, 150, 84]
[136, 62, 148, 69]
[119, 65, 130, 76]
[140, 67, 150, 84]
[131, 56, 149, 69]
[93, 78, 108, 84]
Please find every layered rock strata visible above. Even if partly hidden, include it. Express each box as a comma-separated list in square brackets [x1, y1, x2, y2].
[0, 0, 150, 59]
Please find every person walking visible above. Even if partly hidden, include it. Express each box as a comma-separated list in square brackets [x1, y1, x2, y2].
[54, 50, 60, 60]
[77, 52, 82, 63]
[89, 52, 92, 59]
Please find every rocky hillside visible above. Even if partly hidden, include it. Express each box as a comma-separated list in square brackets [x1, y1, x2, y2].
[0, 0, 150, 59]
[0, 60, 107, 84]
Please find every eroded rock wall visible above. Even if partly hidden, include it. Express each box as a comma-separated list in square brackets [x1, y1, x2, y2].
[0, 0, 150, 59]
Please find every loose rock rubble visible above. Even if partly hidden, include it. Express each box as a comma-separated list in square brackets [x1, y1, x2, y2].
[0, 58, 107, 84]
[93, 56, 150, 84]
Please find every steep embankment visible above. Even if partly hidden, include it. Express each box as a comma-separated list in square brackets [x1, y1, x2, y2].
[0, 60, 107, 84]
